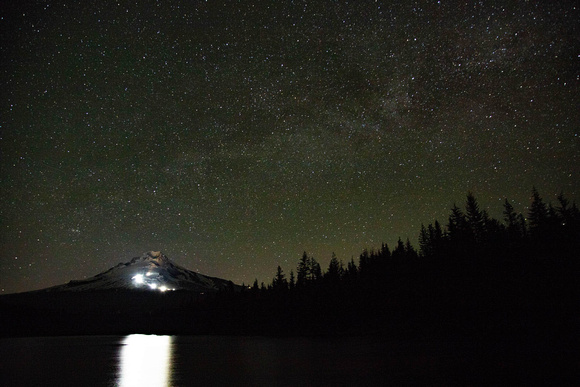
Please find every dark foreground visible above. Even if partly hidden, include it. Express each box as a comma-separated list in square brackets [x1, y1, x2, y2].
[0, 334, 521, 386]
[1, 256, 578, 384]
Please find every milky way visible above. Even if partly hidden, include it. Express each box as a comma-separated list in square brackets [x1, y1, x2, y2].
[1, 1, 578, 293]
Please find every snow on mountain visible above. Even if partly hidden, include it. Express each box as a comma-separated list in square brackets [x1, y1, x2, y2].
[46, 251, 239, 293]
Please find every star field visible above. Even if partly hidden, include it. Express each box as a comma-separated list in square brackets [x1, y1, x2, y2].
[1, 1, 578, 293]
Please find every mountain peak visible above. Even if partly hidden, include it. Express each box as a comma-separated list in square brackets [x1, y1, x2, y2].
[44, 251, 242, 293]
[143, 251, 162, 259]
[130, 251, 169, 265]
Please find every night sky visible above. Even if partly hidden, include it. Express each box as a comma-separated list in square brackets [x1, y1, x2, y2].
[1, 1, 578, 294]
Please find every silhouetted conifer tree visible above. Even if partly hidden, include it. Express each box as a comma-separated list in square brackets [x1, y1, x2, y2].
[326, 252, 341, 282]
[556, 192, 571, 225]
[289, 270, 295, 290]
[311, 257, 322, 281]
[503, 199, 521, 240]
[447, 204, 470, 257]
[419, 224, 431, 257]
[448, 204, 466, 239]
[433, 220, 445, 254]
[346, 257, 358, 280]
[377, 242, 390, 272]
[405, 238, 418, 260]
[528, 187, 548, 236]
[420, 221, 446, 259]
[297, 252, 310, 287]
[466, 192, 485, 245]
[392, 238, 406, 260]
[518, 213, 527, 239]
[272, 266, 288, 291]
[358, 249, 371, 275]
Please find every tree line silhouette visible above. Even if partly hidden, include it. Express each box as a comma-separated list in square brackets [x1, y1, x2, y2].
[2, 189, 577, 354]
[254, 188, 578, 294]
[192, 188, 578, 349]
[3, 188, 576, 382]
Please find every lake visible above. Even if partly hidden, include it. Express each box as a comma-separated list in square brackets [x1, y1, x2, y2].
[0, 334, 491, 385]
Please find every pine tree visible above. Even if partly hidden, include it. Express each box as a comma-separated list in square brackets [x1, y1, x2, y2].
[448, 204, 468, 242]
[392, 238, 406, 260]
[326, 252, 341, 282]
[556, 192, 571, 227]
[272, 266, 288, 291]
[503, 198, 521, 239]
[358, 249, 370, 275]
[289, 270, 295, 290]
[311, 257, 322, 281]
[466, 192, 485, 244]
[405, 238, 418, 259]
[517, 213, 527, 238]
[346, 257, 358, 279]
[503, 199, 517, 228]
[297, 252, 310, 287]
[379, 242, 391, 260]
[433, 220, 444, 255]
[419, 224, 431, 257]
[528, 187, 548, 236]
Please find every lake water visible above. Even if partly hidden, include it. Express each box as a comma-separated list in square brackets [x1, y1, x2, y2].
[0, 335, 467, 386]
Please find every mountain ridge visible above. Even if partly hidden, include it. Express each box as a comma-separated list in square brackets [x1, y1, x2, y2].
[42, 251, 241, 293]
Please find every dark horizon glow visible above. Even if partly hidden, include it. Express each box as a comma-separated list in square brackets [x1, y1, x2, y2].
[1, 1, 578, 294]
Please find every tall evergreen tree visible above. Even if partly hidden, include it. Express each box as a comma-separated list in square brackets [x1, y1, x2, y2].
[358, 249, 371, 275]
[503, 199, 517, 228]
[379, 243, 391, 259]
[272, 266, 288, 290]
[517, 213, 527, 238]
[433, 220, 444, 255]
[466, 192, 485, 244]
[503, 198, 521, 239]
[419, 224, 431, 257]
[448, 204, 468, 242]
[297, 252, 310, 287]
[405, 238, 418, 259]
[311, 257, 322, 281]
[346, 257, 358, 280]
[392, 238, 406, 260]
[528, 187, 548, 236]
[326, 252, 341, 282]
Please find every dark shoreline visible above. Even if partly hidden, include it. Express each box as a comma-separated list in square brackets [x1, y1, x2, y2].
[2, 256, 577, 384]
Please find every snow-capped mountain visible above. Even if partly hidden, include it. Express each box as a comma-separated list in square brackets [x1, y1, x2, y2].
[46, 251, 240, 293]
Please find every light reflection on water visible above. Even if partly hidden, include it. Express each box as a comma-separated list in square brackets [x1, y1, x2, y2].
[0, 335, 447, 386]
[117, 334, 173, 387]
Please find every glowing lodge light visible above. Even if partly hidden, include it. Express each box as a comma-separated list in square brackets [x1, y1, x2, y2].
[131, 272, 176, 291]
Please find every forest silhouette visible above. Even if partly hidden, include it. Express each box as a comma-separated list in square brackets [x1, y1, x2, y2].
[2, 188, 578, 381]
[203, 189, 578, 339]
[2, 189, 578, 364]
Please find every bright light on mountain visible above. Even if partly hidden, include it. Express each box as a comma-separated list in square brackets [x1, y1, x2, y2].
[131, 272, 176, 292]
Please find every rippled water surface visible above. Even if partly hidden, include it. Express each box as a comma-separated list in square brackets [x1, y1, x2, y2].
[1, 335, 459, 386]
